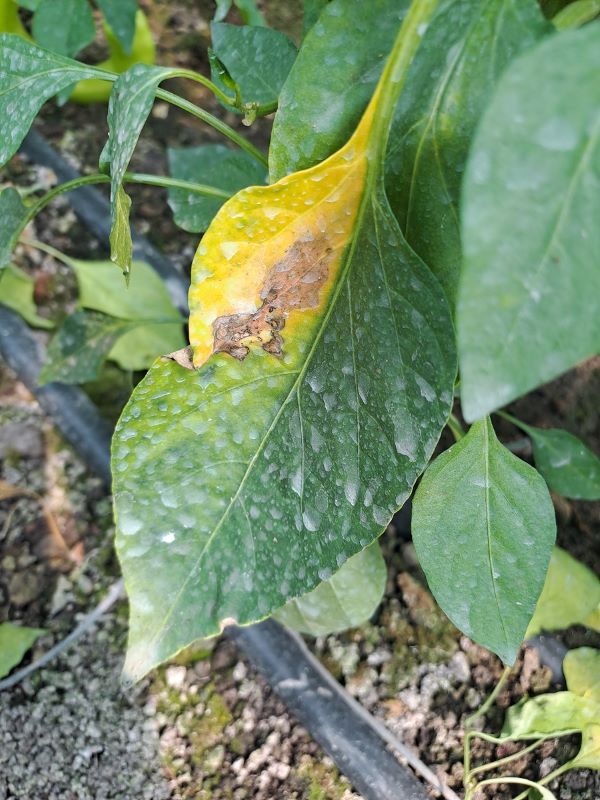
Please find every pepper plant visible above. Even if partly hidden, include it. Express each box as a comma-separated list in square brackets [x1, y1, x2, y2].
[0, 0, 599, 714]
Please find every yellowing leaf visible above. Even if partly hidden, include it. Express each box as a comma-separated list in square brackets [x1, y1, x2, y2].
[188, 84, 375, 368]
[564, 647, 600, 703]
[113, 0, 456, 681]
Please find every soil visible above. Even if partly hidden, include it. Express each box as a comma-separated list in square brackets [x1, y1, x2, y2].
[1, 2, 599, 799]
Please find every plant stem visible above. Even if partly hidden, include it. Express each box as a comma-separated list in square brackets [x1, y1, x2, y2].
[166, 68, 277, 119]
[475, 775, 557, 795]
[465, 665, 512, 728]
[497, 409, 529, 432]
[468, 738, 544, 779]
[156, 88, 268, 167]
[511, 761, 574, 800]
[447, 412, 465, 441]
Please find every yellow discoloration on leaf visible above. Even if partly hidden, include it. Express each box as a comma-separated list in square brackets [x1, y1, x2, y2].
[188, 86, 381, 368]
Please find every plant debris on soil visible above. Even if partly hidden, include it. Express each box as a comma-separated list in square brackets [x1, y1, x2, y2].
[1, 1, 600, 798]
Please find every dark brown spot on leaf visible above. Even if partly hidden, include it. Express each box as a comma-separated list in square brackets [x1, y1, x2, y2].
[212, 234, 333, 360]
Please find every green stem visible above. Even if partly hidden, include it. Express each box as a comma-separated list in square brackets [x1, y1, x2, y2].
[447, 412, 465, 441]
[497, 409, 530, 433]
[475, 775, 556, 795]
[468, 738, 544, 779]
[155, 88, 268, 167]
[511, 760, 574, 800]
[23, 171, 231, 227]
[166, 68, 277, 119]
[465, 665, 512, 728]
[367, 0, 440, 171]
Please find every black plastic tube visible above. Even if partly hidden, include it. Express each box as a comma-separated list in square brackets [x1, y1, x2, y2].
[1, 134, 433, 800]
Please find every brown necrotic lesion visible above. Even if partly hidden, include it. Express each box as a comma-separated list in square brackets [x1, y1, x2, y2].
[211, 234, 334, 361]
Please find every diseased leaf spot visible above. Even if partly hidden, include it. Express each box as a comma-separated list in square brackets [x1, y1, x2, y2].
[212, 233, 334, 360]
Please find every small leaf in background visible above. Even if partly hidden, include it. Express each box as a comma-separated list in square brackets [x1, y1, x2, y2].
[526, 547, 600, 637]
[412, 417, 556, 665]
[96, 0, 138, 54]
[0, 622, 44, 679]
[385, 0, 551, 305]
[275, 542, 386, 636]
[0, 264, 54, 329]
[113, 6, 456, 680]
[504, 647, 600, 771]
[0, 188, 28, 270]
[68, 256, 185, 371]
[167, 145, 266, 233]
[0, 36, 100, 167]
[32, 0, 95, 58]
[210, 23, 297, 114]
[515, 422, 600, 500]
[269, 0, 408, 180]
[102, 64, 175, 273]
[458, 24, 600, 422]
[40, 310, 140, 385]
[214, 0, 266, 26]
[553, 0, 600, 29]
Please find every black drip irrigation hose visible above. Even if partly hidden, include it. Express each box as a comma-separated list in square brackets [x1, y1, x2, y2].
[0, 134, 439, 800]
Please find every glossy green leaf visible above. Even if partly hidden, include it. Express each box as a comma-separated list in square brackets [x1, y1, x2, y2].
[0, 35, 100, 167]
[96, 0, 138, 54]
[385, 0, 551, 305]
[269, 0, 408, 180]
[274, 541, 386, 636]
[32, 0, 95, 57]
[526, 547, 600, 637]
[214, 0, 266, 26]
[412, 417, 556, 664]
[40, 310, 140, 384]
[553, 0, 600, 29]
[167, 145, 266, 233]
[0, 188, 27, 270]
[509, 419, 600, 500]
[0, 264, 54, 329]
[113, 1, 456, 680]
[458, 25, 600, 422]
[0, 622, 44, 678]
[210, 23, 297, 114]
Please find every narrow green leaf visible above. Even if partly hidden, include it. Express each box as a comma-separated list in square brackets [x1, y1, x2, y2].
[40, 310, 140, 384]
[458, 25, 600, 422]
[96, 0, 138, 54]
[0, 35, 101, 167]
[274, 542, 386, 636]
[554, 0, 600, 29]
[412, 417, 556, 664]
[167, 145, 266, 233]
[385, 0, 551, 305]
[526, 547, 600, 637]
[0, 622, 44, 679]
[113, 2, 456, 680]
[517, 423, 600, 500]
[102, 64, 175, 273]
[0, 264, 54, 329]
[0, 188, 28, 270]
[68, 256, 185, 371]
[210, 23, 297, 113]
[32, 0, 95, 58]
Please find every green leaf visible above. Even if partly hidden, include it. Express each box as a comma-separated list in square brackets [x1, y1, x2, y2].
[458, 25, 600, 422]
[274, 542, 386, 636]
[412, 417, 556, 664]
[67, 256, 185, 371]
[40, 310, 140, 384]
[167, 145, 266, 233]
[32, 0, 95, 58]
[526, 547, 600, 637]
[302, 0, 330, 35]
[553, 0, 600, 29]
[0, 188, 28, 270]
[564, 647, 600, 701]
[269, 0, 408, 180]
[210, 23, 297, 113]
[504, 691, 595, 740]
[512, 421, 600, 500]
[16, 0, 41, 10]
[0, 622, 44, 679]
[113, 3, 456, 680]
[96, 0, 138, 54]
[214, 0, 266, 26]
[102, 64, 175, 273]
[0, 35, 100, 167]
[0, 264, 54, 329]
[385, 0, 551, 305]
